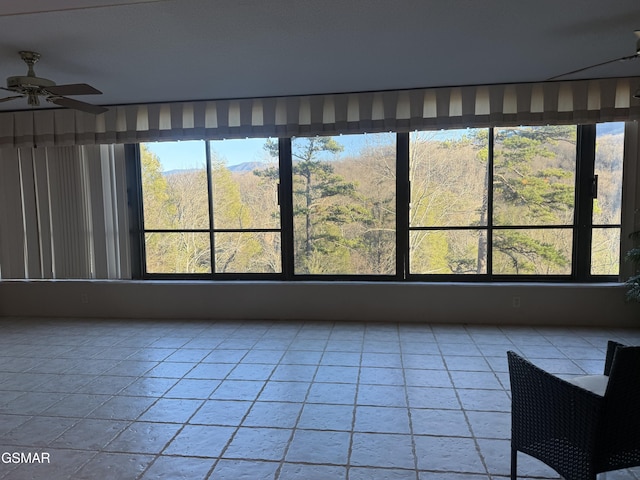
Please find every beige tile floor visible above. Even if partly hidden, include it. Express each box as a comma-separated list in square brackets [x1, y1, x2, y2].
[0, 318, 639, 479]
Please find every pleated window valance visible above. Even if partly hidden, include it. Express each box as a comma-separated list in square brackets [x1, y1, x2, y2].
[1, 76, 639, 148]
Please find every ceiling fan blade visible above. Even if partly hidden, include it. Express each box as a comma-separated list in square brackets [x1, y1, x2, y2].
[46, 83, 103, 96]
[0, 95, 24, 103]
[547, 53, 639, 81]
[47, 96, 108, 115]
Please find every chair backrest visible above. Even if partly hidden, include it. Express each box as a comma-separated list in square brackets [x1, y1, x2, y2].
[604, 344, 640, 401]
[604, 340, 626, 376]
[598, 345, 640, 470]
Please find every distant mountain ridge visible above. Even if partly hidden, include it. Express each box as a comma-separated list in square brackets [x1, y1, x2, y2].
[228, 161, 267, 172]
[163, 162, 267, 176]
[162, 168, 200, 176]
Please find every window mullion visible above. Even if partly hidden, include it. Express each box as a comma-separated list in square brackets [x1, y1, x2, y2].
[397, 132, 409, 280]
[574, 124, 596, 280]
[279, 138, 294, 279]
[487, 128, 494, 277]
[205, 141, 216, 275]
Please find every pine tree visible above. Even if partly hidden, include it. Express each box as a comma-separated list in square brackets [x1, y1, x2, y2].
[489, 126, 576, 274]
[262, 137, 366, 273]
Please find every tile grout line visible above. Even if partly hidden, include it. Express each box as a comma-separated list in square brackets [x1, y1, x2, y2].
[399, 321, 423, 480]
[200, 321, 315, 479]
[133, 325, 255, 479]
[440, 326, 492, 478]
[272, 320, 326, 480]
[344, 322, 366, 480]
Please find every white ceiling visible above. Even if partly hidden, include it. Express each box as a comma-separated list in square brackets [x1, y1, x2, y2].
[0, 0, 639, 112]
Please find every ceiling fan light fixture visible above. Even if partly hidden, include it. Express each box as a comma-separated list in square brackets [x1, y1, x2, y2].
[27, 93, 40, 106]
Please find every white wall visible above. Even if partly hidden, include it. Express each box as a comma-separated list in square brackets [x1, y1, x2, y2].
[0, 280, 637, 327]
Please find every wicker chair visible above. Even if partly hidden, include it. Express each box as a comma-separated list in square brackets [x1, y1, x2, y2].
[507, 341, 640, 480]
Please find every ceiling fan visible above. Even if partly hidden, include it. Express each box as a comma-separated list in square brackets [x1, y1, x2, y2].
[0, 51, 108, 115]
[548, 30, 640, 81]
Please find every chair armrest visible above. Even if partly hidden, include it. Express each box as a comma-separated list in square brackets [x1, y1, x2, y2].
[507, 351, 603, 455]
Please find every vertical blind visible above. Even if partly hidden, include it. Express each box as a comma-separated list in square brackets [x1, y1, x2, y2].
[0, 77, 638, 148]
[0, 144, 129, 279]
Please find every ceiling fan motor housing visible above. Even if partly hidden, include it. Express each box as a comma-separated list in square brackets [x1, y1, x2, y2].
[7, 75, 55, 91]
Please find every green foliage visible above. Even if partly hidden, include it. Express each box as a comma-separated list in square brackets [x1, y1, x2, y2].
[140, 124, 619, 279]
[625, 232, 640, 302]
[286, 137, 366, 273]
[140, 144, 176, 229]
[415, 232, 450, 274]
[625, 275, 640, 303]
[493, 230, 569, 274]
[490, 126, 576, 271]
[211, 161, 250, 228]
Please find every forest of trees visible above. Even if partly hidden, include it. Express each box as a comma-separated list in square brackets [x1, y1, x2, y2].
[140, 124, 624, 277]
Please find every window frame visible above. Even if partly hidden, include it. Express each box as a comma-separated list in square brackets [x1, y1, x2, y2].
[129, 123, 623, 283]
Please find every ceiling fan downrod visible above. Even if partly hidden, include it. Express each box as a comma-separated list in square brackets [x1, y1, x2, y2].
[19, 51, 40, 77]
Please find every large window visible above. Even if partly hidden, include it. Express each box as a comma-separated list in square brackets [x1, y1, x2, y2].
[491, 126, 576, 276]
[409, 129, 489, 274]
[290, 134, 396, 275]
[140, 138, 281, 275]
[209, 139, 281, 274]
[141, 140, 210, 274]
[591, 123, 624, 275]
[134, 123, 625, 281]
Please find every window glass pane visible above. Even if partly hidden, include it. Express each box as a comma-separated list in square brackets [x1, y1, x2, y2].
[492, 229, 572, 275]
[591, 228, 620, 275]
[493, 126, 576, 226]
[410, 230, 487, 274]
[593, 122, 624, 225]
[410, 129, 488, 227]
[214, 232, 281, 273]
[209, 138, 280, 230]
[136, 122, 613, 282]
[141, 142, 209, 230]
[292, 133, 396, 275]
[145, 232, 211, 274]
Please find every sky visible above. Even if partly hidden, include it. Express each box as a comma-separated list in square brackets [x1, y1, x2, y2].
[144, 129, 474, 172]
[145, 138, 267, 171]
[144, 124, 624, 172]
